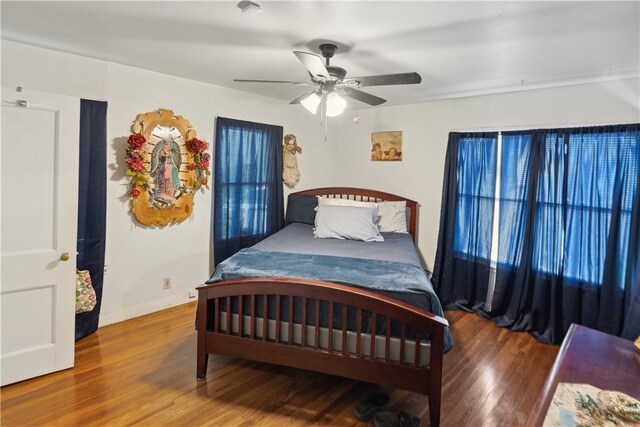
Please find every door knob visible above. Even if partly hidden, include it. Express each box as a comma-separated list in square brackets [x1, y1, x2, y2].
[60, 252, 70, 261]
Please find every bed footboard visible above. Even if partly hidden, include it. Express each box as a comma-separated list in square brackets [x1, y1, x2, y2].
[196, 277, 448, 427]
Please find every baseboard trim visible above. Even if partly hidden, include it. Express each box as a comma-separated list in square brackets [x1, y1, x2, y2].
[98, 293, 194, 327]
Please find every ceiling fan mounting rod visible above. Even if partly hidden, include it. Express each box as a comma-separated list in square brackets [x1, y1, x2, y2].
[319, 43, 337, 66]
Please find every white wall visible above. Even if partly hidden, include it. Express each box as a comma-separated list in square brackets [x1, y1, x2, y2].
[3, 39, 638, 325]
[1, 40, 337, 326]
[335, 78, 640, 269]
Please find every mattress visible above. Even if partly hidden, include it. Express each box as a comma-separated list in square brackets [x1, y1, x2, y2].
[219, 310, 432, 367]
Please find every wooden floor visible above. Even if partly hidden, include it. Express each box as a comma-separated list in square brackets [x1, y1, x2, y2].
[1, 303, 558, 426]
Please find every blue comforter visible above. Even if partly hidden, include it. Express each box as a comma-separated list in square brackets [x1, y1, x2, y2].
[208, 248, 453, 352]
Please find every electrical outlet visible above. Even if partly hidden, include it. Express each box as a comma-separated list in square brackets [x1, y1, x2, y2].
[188, 290, 197, 299]
[163, 278, 171, 290]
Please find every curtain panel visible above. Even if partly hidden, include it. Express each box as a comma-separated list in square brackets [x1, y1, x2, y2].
[434, 124, 639, 343]
[432, 132, 498, 311]
[214, 117, 284, 266]
[76, 99, 108, 341]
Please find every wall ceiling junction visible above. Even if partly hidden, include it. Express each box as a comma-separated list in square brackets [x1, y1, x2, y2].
[1, 1, 638, 110]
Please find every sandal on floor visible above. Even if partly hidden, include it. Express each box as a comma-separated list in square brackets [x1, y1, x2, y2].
[373, 410, 421, 427]
[353, 392, 390, 421]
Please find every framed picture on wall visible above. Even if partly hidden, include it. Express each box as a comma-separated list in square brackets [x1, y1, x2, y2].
[125, 109, 211, 227]
[371, 131, 403, 161]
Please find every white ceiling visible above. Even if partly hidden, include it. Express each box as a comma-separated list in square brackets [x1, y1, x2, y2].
[2, 1, 639, 108]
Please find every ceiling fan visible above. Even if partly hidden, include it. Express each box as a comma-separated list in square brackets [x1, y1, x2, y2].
[234, 43, 422, 119]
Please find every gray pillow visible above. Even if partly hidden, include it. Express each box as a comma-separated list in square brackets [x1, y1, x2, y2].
[314, 205, 384, 242]
[285, 194, 318, 225]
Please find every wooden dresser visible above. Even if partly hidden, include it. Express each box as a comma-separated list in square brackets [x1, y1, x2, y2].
[527, 323, 640, 426]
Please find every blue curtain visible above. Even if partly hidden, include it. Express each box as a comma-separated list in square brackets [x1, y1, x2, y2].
[491, 131, 561, 337]
[566, 127, 639, 338]
[433, 132, 498, 310]
[496, 132, 533, 268]
[76, 99, 107, 341]
[490, 125, 639, 343]
[435, 124, 639, 343]
[621, 154, 640, 340]
[214, 117, 284, 265]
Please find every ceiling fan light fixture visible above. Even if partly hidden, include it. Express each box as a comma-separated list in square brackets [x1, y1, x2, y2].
[301, 92, 321, 114]
[326, 92, 347, 117]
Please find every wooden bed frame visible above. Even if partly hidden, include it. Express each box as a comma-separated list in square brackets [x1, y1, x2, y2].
[196, 187, 448, 427]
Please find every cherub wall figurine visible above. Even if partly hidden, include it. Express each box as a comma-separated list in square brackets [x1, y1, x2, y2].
[282, 134, 302, 189]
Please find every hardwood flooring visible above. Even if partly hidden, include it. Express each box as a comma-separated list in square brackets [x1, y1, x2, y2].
[1, 303, 558, 426]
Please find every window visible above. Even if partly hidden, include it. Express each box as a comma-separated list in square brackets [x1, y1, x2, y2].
[456, 127, 639, 286]
[452, 134, 497, 261]
[562, 130, 638, 284]
[436, 124, 639, 341]
[496, 132, 532, 267]
[214, 117, 284, 265]
[530, 132, 566, 277]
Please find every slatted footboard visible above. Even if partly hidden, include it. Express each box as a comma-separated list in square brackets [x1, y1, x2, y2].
[196, 277, 448, 427]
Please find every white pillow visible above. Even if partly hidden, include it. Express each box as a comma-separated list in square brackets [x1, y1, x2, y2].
[376, 201, 408, 233]
[314, 205, 384, 242]
[317, 196, 378, 209]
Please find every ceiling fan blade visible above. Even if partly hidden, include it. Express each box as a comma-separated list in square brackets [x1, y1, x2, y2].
[293, 51, 331, 80]
[338, 87, 387, 106]
[289, 89, 318, 105]
[344, 72, 422, 87]
[234, 79, 312, 86]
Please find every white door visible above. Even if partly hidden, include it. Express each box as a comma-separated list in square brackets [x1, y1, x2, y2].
[1, 88, 80, 386]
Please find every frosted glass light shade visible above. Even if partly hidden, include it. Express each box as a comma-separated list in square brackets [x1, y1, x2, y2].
[301, 93, 320, 114]
[326, 92, 347, 117]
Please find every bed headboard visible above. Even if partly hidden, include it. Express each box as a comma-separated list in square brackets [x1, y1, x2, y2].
[291, 187, 419, 242]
